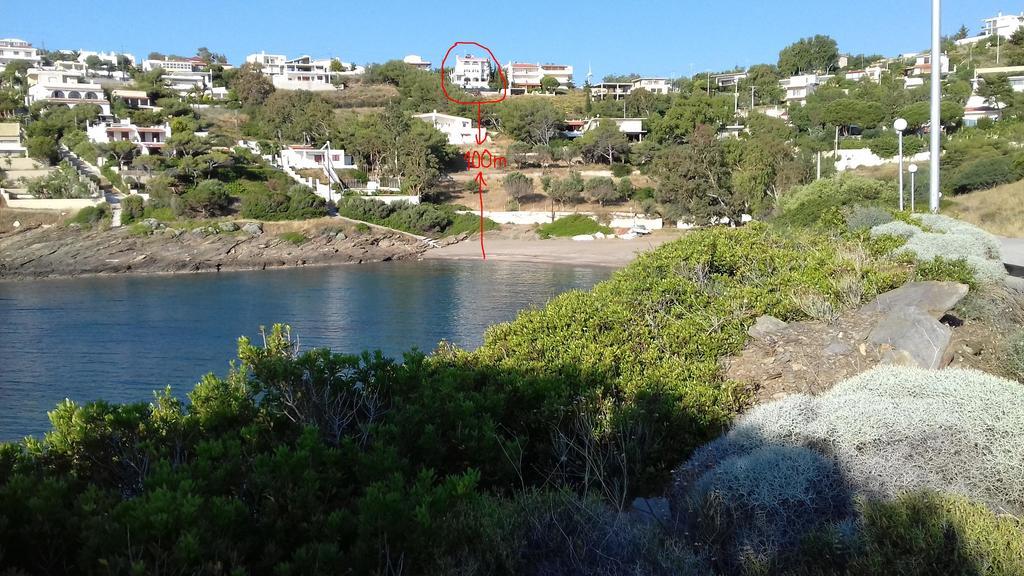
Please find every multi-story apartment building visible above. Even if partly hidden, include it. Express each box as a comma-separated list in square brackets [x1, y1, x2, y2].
[908, 53, 950, 77]
[450, 54, 491, 90]
[983, 12, 1024, 39]
[26, 69, 111, 114]
[246, 52, 340, 91]
[505, 62, 574, 93]
[0, 38, 41, 67]
[86, 118, 171, 155]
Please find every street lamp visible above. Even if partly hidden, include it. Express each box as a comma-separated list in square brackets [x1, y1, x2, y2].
[929, 0, 942, 213]
[908, 163, 919, 212]
[894, 117, 908, 211]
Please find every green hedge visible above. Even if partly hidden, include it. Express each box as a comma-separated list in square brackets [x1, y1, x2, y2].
[537, 214, 612, 238]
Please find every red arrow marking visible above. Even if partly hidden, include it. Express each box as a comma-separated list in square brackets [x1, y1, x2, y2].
[474, 171, 487, 259]
[475, 104, 487, 146]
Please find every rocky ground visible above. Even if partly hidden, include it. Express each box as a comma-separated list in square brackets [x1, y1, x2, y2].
[726, 281, 1024, 403]
[0, 220, 428, 280]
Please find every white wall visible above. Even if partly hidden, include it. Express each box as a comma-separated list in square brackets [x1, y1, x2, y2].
[467, 210, 663, 228]
[0, 191, 101, 211]
[833, 148, 931, 171]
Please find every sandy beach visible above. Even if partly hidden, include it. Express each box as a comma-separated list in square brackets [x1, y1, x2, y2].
[425, 229, 685, 267]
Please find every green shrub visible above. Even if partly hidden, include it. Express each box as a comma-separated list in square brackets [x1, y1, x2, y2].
[915, 256, 977, 289]
[536, 214, 612, 238]
[336, 197, 489, 237]
[871, 214, 1006, 285]
[853, 492, 1024, 576]
[68, 203, 109, 226]
[611, 163, 632, 177]
[120, 195, 145, 225]
[182, 180, 232, 217]
[777, 175, 896, 228]
[278, 231, 308, 245]
[355, 222, 370, 233]
[948, 156, 1018, 195]
[240, 185, 327, 222]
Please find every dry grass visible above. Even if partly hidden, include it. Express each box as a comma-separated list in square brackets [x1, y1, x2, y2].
[198, 108, 249, 142]
[0, 206, 67, 235]
[323, 84, 400, 111]
[947, 179, 1024, 238]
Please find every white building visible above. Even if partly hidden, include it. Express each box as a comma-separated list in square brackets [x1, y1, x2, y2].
[26, 69, 111, 114]
[712, 72, 747, 89]
[279, 145, 357, 171]
[780, 74, 830, 105]
[0, 122, 26, 157]
[76, 50, 136, 67]
[565, 117, 646, 141]
[630, 77, 671, 95]
[86, 118, 171, 155]
[983, 12, 1024, 39]
[111, 89, 154, 108]
[412, 110, 485, 145]
[0, 38, 41, 67]
[590, 82, 633, 101]
[963, 93, 1004, 126]
[142, 58, 212, 94]
[451, 54, 491, 90]
[505, 62, 574, 93]
[908, 53, 950, 77]
[845, 66, 884, 83]
[976, 66, 1024, 92]
[403, 54, 432, 70]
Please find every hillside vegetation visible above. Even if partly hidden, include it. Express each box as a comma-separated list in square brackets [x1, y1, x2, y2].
[3, 208, 1009, 574]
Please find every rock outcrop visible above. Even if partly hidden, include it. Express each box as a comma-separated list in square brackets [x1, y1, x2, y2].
[727, 282, 971, 402]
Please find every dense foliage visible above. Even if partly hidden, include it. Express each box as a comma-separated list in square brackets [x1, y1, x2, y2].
[0, 223, 925, 574]
[336, 196, 495, 237]
[536, 214, 611, 238]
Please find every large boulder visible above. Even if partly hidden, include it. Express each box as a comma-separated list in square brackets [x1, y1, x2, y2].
[868, 307, 954, 369]
[748, 315, 788, 341]
[242, 222, 263, 236]
[862, 281, 969, 319]
[218, 221, 240, 233]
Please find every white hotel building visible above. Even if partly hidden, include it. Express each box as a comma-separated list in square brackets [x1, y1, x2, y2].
[450, 54, 491, 90]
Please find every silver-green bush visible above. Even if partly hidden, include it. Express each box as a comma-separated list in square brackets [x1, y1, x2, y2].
[672, 366, 1024, 568]
[870, 214, 1006, 284]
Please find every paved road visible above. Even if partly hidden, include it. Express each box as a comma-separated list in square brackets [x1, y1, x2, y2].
[1001, 237, 1024, 269]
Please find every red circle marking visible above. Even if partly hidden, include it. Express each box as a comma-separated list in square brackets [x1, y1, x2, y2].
[439, 41, 508, 105]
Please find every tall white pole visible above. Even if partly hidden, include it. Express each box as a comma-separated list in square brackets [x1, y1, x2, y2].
[930, 0, 942, 213]
[898, 130, 905, 211]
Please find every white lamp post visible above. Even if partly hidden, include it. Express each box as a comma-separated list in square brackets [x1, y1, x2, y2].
[894, 117, 908, 211]
[908, 163, 919, 213]
[929, 0, 942, 213]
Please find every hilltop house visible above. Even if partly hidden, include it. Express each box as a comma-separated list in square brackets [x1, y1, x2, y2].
[630, 77, 672, 95]
[26, 69, 111, 114]
[413, 110, 485, 145]
[564, 117, 646, 142]
[86, 118, 171, 155]
[245, 52, 359, 91]
[591, 82, 633, 101]
[845, 66, 885, 83]
[111, 89, 154, 109]
[450, 54, 491, 90]
[0, 123, 26, 157]
[141, 58, 212, 95]
[983, 12, 1024, 39]
[76, 50, 136, 68]
[712, 71, 747, 89]
[908, 53, 950, 77]
[976, 66, 1024, 92]
[403, 54, 432, 70]
[505, 62, 574, 93]
[780, 74, 831, 105]
[963, 93, 1004, 126]
[279, 145, 357, 171]
[0, 38, 41, 67]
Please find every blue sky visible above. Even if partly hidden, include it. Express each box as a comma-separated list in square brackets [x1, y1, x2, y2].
[0, 0, 1016, 79]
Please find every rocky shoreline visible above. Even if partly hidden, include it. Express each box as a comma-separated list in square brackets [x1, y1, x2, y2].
[0, 221, 428, 280]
